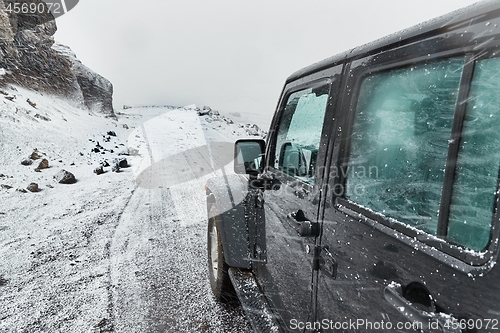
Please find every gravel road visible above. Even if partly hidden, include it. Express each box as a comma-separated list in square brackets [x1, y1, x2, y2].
[0, 103, 253, 332]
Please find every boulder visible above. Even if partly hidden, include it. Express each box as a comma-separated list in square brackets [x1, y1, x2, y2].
[93, 165, 104, 175]
[27, 183, 39, 192]
[54, 170, 76, 184]
[113, 157, 128, 168]
[21, 158, 33, 166]
[36, 158, 49, 170]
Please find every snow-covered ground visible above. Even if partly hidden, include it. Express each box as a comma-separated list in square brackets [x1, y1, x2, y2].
[0, 86, 265, 332]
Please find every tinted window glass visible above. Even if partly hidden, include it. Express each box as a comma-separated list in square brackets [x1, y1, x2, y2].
[346, 59, 464, 235]
[448, 58, 500, 251]
[274, 85, 329, 184]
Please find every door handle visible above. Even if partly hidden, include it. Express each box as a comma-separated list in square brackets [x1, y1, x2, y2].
[287, 210, 321, 237]
[384, 283, 462, 333]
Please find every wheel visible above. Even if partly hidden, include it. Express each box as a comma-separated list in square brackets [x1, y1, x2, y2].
[207, 204, 235, 302]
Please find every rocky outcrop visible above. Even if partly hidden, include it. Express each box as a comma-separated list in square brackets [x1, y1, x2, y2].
[0, 0, 114, 116]
[52, 44, 114, 116]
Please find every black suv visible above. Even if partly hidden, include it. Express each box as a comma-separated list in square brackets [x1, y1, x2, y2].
[206, 1, 500, 332]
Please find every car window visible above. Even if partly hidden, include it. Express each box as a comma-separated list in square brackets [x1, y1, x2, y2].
[448, 57, 500, 251]
[345, 58, 464, 235]
[274, 84, 329, 184]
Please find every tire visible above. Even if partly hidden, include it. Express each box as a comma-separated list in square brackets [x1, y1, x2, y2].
[207, 204, 235, 302]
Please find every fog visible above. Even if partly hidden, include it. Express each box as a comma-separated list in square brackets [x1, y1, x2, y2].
[55, 0, 481, 127]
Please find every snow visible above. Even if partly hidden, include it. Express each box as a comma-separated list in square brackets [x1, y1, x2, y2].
[0, 86, 259, 332]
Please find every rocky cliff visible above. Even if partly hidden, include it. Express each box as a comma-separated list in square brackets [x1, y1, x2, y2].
[0, 0, 114, 116]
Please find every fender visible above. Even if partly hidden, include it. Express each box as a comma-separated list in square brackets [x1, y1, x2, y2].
[206, 173, 252, 269]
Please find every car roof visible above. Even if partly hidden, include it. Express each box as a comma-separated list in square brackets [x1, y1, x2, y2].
[286, 0, 500, 83]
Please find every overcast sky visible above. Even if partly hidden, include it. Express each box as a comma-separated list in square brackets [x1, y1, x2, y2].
[54, 0, 481, 127]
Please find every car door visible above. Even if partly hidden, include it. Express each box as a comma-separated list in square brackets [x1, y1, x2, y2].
[316, 50, 500, 331]
[252, 68, 341, 331]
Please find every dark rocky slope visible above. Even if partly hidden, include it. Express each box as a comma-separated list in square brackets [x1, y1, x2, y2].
[0, 0, 114, 116]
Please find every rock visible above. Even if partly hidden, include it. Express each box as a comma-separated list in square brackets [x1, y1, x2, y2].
[26, 98, 37, 108]
[36, 158, 49, 170]
[16, 188, 27, 193]
[21, 158, 33, 166]
[123, 124, 129, 129]
[113, 157, 128, 168]
[54, 170, 76, 184]
[30, 151, 40, 160]
[246, 128, 260, 136]
[101, 160, 110, 167]
[197, 109, 210, 116]
[34, 114, 51, 121]
[111, 164, 120, 173]
[27, 183, 39, 192]
[1, 184, 13, 189]
[0, 5, 114, 117]
[118, 148, 130, 156]
[107, 131, 116, 137]
[52, 44, 115, 117]
[93, 165, 104, 175]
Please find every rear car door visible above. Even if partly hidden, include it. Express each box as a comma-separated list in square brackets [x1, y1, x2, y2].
[253, 67, 341, 331]
[316, 50, 500, 330]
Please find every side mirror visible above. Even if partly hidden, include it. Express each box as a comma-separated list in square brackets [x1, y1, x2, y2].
[234, 139, 266, 175]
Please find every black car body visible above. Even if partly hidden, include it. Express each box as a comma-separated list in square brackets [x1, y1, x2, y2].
[206, 1, 500, 332]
